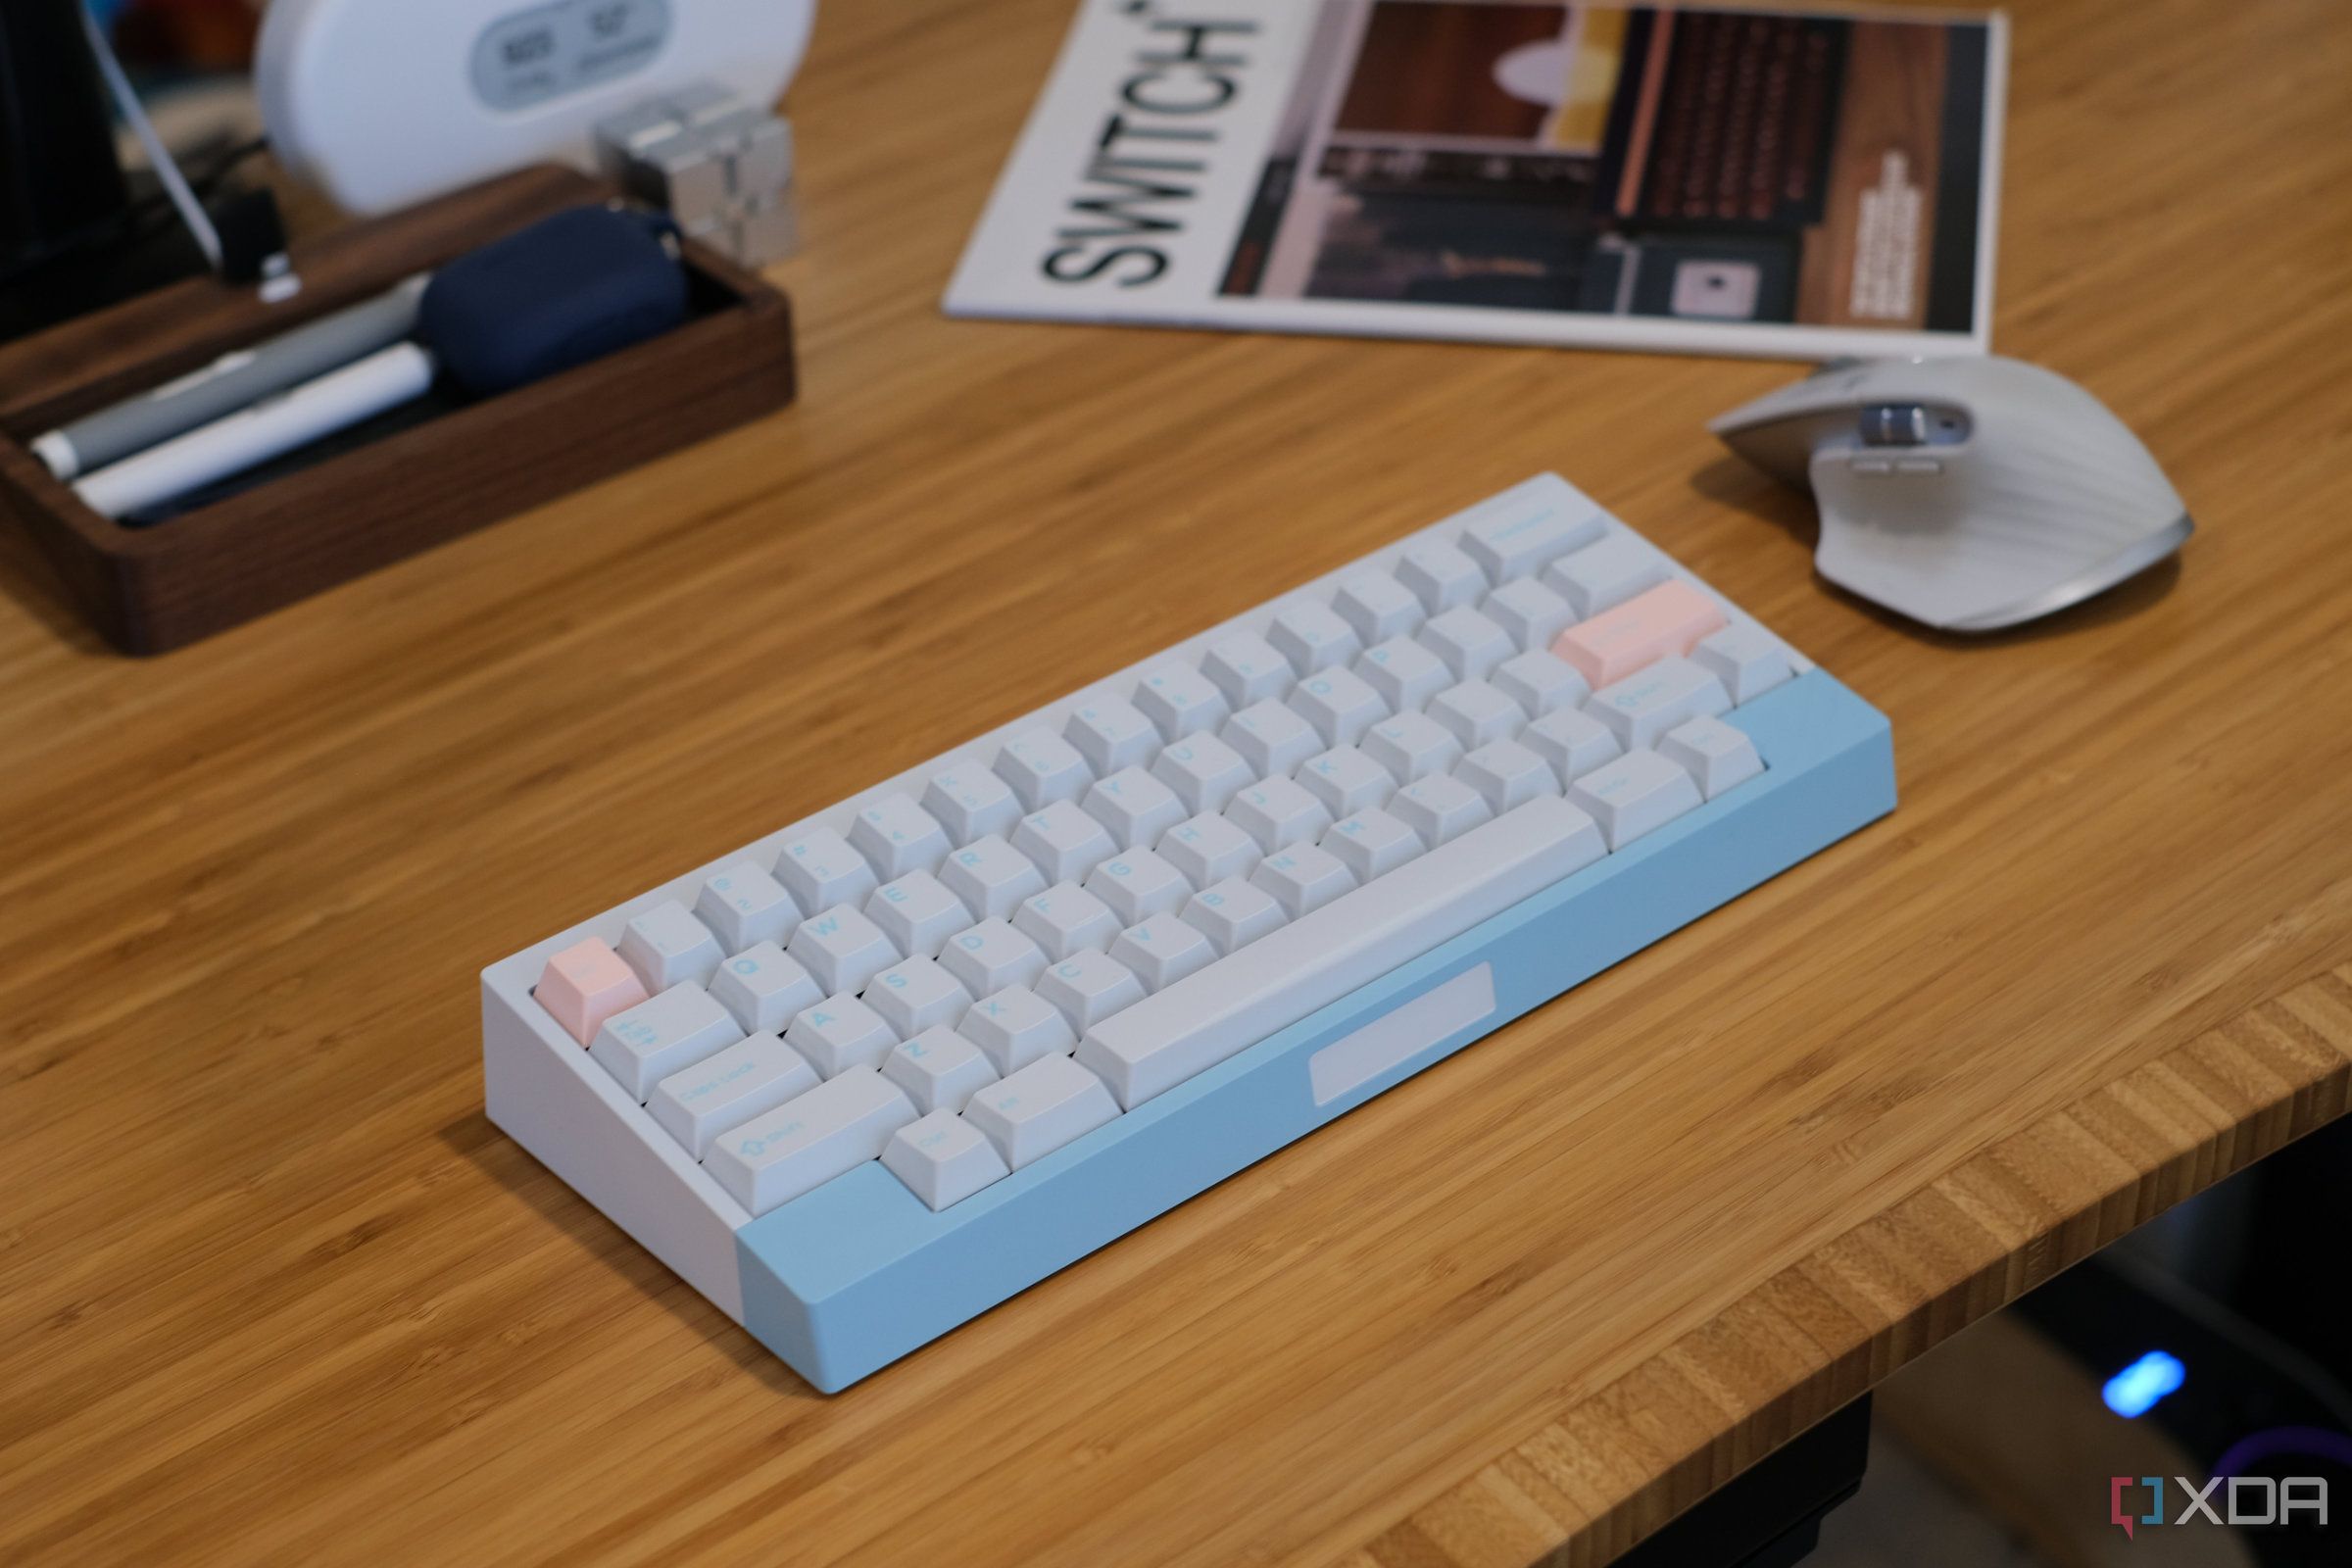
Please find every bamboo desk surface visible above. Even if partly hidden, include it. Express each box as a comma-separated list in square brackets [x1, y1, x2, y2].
[5, 1, 2351, 1564]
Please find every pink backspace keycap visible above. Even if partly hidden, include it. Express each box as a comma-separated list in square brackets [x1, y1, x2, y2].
[1550, 580, 1727, 689]
[537, 937, 650, 1045]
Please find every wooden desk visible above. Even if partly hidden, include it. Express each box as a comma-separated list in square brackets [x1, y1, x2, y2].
[4, 2, 2349, 1564]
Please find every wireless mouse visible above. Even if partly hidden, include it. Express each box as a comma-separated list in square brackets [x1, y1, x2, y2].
[1710, 356, 2192, 632]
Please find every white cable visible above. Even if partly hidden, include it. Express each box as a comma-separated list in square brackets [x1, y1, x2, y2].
[79, 3, 222, 272]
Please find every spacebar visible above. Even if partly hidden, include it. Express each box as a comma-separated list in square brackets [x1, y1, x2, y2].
[1075, 796, 1605, 1108]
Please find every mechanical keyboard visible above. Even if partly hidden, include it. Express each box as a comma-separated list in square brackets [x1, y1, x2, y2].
[481, 473, 1895, 1391]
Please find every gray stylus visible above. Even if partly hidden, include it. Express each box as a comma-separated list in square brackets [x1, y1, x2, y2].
[31, 275, 430, 482]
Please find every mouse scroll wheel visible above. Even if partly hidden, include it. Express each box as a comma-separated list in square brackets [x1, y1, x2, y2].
[1859, 404, 1930, 446]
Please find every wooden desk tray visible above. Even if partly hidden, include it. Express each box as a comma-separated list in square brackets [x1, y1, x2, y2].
[0, 165, 797, 655]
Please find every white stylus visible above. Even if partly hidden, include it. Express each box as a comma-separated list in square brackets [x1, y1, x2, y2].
[73, 343, 436, 519]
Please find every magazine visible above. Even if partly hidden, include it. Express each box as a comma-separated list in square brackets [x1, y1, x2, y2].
[948, 1, 2006, 360]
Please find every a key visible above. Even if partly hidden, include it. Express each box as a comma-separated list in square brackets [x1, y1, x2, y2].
[591, 982, 744, 1100]
[1332, 571, 1427, 644]
[1035, 950, 1149, 1029]
[1226, 775, 1333, 853]
[959, 985, 1078, 1073]
[997, 726, 1094, 809]
[1066, 697, 1160, 775]
[1012, 882, 1122, 960]
[1492, 650, 1590, 718]
[1550, 579, 1728, 689]
[1222, 700, 1323, 778]
[650, 1030, 820, 1158]
[1455, 739, 1559, 813]
[938, 834, 1048, 921]
[1011, 800, 1118, 883]
[864, 955, 974, 1038]
[1544, 534, 1665, 616]
[1268, 600, 1362, 675]
[851, 794, 954, 880]
[1524, 707, 1622, 783]
[1355, 636, 1453, 711]
[786, 905, 901, 996]
[1396, 539, 1489, 612]
[1201, 632, 1294, 708]
[1250, 843, 1357, 917]
[1298, 746, 1394, 817]
[1586, 657, 1731, 750]
[1482, 578, 1576, 652]
[774, 828, 879, 914]
[709, 942, 824, 1033]
[1428, 680, 1525, 750]
[1389, 773, 1494, 847]
[535, 937, 648, 1045]
[1156, 811, 1261, 888]
[865, 871, 972, 957]
[922, 765, 1022, 844]
[1291, 666, 1389, 747]
[1107, 913, 1218, 990]
[1077, 795, 1607, 1108]
[617, 901, 725, 992]
[963, 1053, 1121, 1170]
[883, 1109, 1012, 1210]
[1181, 877, 1289, 955]
[1151, 734, 1254, 815]
[694, 861, 800, 953]
[1085, 848, 1194, 926]
[1134, 662, 1231, 740]
[1322, 808, 1424, 881]
[1361, 711, 1463, 784]
[1693, 623, 1794, 706]
[1569, 748, 1704, 850]
[881, 1026, 1001, 1114]
[1659, 715, 1765, 800]
[1082, 766, 1187, 850]
[1458, 492, 1602, 580]
[1421, 607, 1516, 681]
[706, 1068, 917, 1216]
[785, 994, 900, 1076]
[938, 918, 1050, 997]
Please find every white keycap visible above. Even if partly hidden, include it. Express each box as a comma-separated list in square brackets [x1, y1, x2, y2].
[1066, 697, 1160, 775]
[1693, 623, 1794, 706]
[707, 1068, 917, 1216]
[882, 1026, 1001, 1114]
[1524, 707, 1622, 782]
[1012, 800, 1118, 883]
[1586, 657, 1731, 750]
[1035, 950, 1149, 1029]
[694, 861, 800, 953]
[651, 1030, 820, 1158]
[1492, 650, 1590, 717]
[787, 904, 902, 996]
[938, 918, 1050, 996]
[1291, 666, 1389, 747]
[1321, 808, 1424, 881]
[591, 982, 744, 1100]
[865, 954, 974, 1038]
[1227, 775, 1333, 853]
[1108, 913, 1219, 990]
[1250, 843, 1357, 917]
[1332, 571, 1427, 643]
[1397, 539, 1489, 612]
[1569, 748, 1703, 850]
[1390, 773, 1495, 847]
[1455, 739, 1559, 813]
[959, 985, 1078, 1073]
[998, 726, 1093, 808]
[1201, 632, 1294, 707]
[1156, 811, 1261, 887]
[1362, 710, 1463, 784]
[1544, 534, 1665, 616]
[1181, 877, 1289, 955]
[617, 901, 725, 992]
[1482, 578, 1576, 651]
[1268, 600, 1362, 674]
[883, 1109, 1011, 1210]
[923, 765, 1023, 844]
[1459, 494, 1602, 580]
[851, 793, 953, 879]
[865, 870, 972, 957]
[1659, 715, 1765, 800]
[1421, 607, 1516, 681]
[775, 828, 879, 914]
[964, 1053, 1121, 1170]
[1222, 700, 1323, 776]
[1355, 636, 1453, 711]
[1151, 733, 1254, 814]
[785, 994, 900, 1076]
[938, 834, 1048, 921]
[1013, 882, 1122, 960]
[1078, 795, 1607, 1108]
[1085, 848, 1194, 925]
[1298, 746, 1394, 817]
[1134, 662, 1230, 740]
[709, 942, 824, 1033]
[1428, 680, 1525, 750]
[1082, 766, 1187, 849]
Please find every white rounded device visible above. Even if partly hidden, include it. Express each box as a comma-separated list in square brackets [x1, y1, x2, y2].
[257, 0, 815, 214]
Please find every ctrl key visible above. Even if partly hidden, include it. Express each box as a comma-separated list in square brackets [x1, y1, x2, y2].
[535, 937, 649, 1045]
[705, 1068, 915, 1217]
[883, 1111, 1012, 1210]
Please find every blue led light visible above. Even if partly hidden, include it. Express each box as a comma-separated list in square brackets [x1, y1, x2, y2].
[2103, 1351, 2185, 1418]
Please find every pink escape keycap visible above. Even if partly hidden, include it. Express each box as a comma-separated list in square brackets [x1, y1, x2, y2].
[1550, 580, 1727, 689]
[537, 938, 650, 1045]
